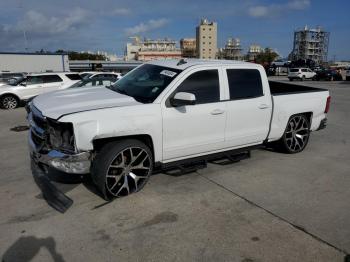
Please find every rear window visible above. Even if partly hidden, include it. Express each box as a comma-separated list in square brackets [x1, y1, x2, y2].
[226, 69, 263, 100]
[42, 75, 63, 83]
[66, 74, 82, 80]
[290, 69, 300, 72]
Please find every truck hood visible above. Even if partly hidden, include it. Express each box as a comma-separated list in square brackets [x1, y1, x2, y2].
[32, 87, 141, 119]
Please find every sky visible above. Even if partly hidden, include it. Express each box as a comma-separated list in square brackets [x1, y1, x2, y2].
[0, 0, 349, 60]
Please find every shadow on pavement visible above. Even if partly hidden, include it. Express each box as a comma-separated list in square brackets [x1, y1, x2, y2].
[2, 236, 65, 262]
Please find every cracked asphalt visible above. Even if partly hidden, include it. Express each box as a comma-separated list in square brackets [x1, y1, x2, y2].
[0, 78, 349, 262]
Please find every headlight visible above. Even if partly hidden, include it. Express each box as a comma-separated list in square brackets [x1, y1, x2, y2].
[47, 119, 75, 153]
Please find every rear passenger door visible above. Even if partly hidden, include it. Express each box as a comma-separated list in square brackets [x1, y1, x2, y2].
[41, 75, 64, 93]
[224, 68, 272, 147]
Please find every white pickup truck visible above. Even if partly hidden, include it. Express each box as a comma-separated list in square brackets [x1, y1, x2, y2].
[27, 59, 330, 210]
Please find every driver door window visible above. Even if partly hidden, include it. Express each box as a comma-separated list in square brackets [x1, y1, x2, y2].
[174, 70, 220, 104]
[26, 76, 44, 86]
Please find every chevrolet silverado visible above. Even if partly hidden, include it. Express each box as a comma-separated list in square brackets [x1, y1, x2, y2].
[27, 59, 330, 211]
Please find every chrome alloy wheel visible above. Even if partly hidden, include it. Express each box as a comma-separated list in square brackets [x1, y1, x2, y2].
[285, 115, 310, 152]
[2, 96, 18, 109]
[106, 147, 151, 197]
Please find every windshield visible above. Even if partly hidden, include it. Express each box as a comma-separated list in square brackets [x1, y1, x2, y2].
[109, 64, 182, 103]
[290, 69, 299, 72]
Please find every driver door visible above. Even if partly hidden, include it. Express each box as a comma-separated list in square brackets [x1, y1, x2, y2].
[161, 68, 226, 161]
[19, 76, 44, 100]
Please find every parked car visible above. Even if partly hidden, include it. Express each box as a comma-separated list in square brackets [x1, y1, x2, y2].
[288, 68, 316, 81]
[27, 59, 330, 210]
[69, 77, 118, 88]
[0, 72, 26, 86]
[346, 68, 350, 81]
[313, 69, 343, 81]
[271, 59, 291, 67]
[0, 72, 82, 109]
[79, 72, 121, 81]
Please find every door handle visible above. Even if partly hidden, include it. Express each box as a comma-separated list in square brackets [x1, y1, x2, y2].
[211, 109, 225, 115]
[258, 104, 269, 109]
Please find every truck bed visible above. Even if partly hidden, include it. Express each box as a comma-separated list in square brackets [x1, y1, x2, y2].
[269, 81, 328, 96]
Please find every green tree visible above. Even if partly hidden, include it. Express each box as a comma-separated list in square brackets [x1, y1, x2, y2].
[255, 48, 279, 66]
[54, 50, 107, 61]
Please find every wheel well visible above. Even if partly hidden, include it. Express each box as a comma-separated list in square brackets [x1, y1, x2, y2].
[0, 93, 20, 102]
[300, 112, 313, 125]
[289, 112, 312, 126]
[93, 134, 155, 158]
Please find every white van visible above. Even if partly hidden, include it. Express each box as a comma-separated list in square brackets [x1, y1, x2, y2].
[0, 72, 82, 109]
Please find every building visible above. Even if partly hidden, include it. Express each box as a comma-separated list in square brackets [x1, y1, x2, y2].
[0, 52, 69, 73]
[290, 26, 330, 64]
[196, 19, 217, 59]
[125, 37, 182, 61]
[125, 37, 142, 61]
[218, 38, 243, 60]
[180, 38, 196, 58]
[247, 44, 263, 61]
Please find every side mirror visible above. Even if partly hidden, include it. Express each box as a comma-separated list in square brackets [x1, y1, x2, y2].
[170, 92, 196, 107]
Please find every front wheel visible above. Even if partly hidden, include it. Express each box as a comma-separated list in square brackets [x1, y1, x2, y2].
[277, 114, 311, 153]
[1, 95, 19, 109]
[91, 139, 153, 200]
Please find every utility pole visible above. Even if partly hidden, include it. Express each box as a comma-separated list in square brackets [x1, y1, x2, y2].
[17, 0, 28, 51]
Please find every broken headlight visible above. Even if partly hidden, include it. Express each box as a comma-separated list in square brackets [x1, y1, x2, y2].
[47, 119, 75, 153]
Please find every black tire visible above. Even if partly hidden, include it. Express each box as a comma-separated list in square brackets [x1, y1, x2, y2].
[91, 139, 153, 200]
[1, 95, 19, 109]
[276, 114, 311, 154]
[346, 76, 350, 81]
[289, 78, 293, 81]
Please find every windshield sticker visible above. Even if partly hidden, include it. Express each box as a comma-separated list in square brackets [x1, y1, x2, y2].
[160, 70, 177, 78]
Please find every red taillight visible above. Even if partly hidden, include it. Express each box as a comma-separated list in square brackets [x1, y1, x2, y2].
[325, 96, 331, 113]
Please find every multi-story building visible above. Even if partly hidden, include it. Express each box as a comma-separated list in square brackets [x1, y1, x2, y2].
[218, 38, 243, 60]
[247, 44, 263, 61]
[290, 26, 330, 64]
[125, 37, 182, 61]
[196, 19, 217, 59]
[180, 38, 196, 58]
[125, 37, 141, 61]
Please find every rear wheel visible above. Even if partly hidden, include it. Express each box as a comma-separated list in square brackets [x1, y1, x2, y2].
[277, 114, 310, 154]
[91, 139, 153, 200]
[1, 95, 19, 109]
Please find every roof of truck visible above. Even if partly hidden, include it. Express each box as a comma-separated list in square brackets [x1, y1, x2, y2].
[147, 59, 258, 70]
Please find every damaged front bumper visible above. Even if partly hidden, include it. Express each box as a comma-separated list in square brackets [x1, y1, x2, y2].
[28, 131, 91, 174]
[28, 131, 91, 213]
